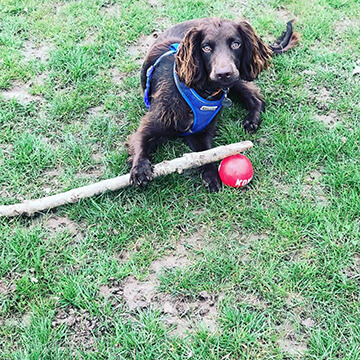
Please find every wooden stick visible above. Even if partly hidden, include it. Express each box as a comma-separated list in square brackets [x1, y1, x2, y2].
[0, 141, 253, 217]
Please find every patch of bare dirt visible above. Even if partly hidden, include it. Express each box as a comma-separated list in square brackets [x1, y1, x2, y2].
[81, 33, 97, 46]
[285, 292, 305, 307]
[43, 168, 62, 179]
[229, 1, 248, 17]
[0, 143, 13, 152]
[303, 169, 328, 206]
[238, 292, 268, 308]
[305, 86, 332, 111]
[354, 254, 360, 268]
[44, 216, 83, 240]
[256, 137, 268, 146]
[2, 80, 43, 104]
[163, 291, 219, 336]
[353, 64, 360, 76]
[40, 168, 63, 194]
[315, 112, 340, 128]
[52, 2, 66, 16]
[306, 170, 322, 183]
[119, 241, 191, 311]
[0, 279, 16, 295]
[100, 3, 121, 16]
[147, 0, 160, 6]
[335, 18, 353, 33]
[275, 8, 294, 22]
[343, 254, 360, 280]
[22, 41, 53, 62]
[278, 337, 308, 357]
[319, 86, 332, 104]
[154, 17, 173, 31]
[237, 233, 269, 261]
[91, 149, 104, 162]
[150, 255, 190, 273]
[316, 87, 331, 107]
[0, 188, 15, 199]
[110, 67, 125, 85]
[273, 179, 293, 196]
[99, 284, 122, 298]
[113, 250, 129, 263]
[301, 317, 315, 328]
[301, 69, 316, 76]
[52, 307, 101, 349]
[302, 69, 316, 76]
[0, 274, 29, 326]
[127, 33, 160, 64]
[243, 234, 269, 243]
[284, 292, 314, 323]
[32, 73, 49, 87]
[150, 243, 191, 273]
[99, 234, 220, 336]
[75, 165, 104, 179]
[286, 248, 312, 263]
[179, 229, 208, 251]
[1, 313, 32, 328]
[122, 277, 158, 310]
[87, 105, 104, 116]
[277, 320, 308, 357]
[120, 277, 219, 336]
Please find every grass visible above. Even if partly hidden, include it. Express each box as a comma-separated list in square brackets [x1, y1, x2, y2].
[0, 0, 360, 359]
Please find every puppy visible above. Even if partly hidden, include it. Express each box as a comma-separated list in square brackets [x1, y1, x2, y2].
[126, 18, 299, 191]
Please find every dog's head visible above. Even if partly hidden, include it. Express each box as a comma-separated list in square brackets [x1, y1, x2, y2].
[175, 19, 272, 88]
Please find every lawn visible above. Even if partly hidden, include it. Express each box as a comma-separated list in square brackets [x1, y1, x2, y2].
[0, 0, 359, 359]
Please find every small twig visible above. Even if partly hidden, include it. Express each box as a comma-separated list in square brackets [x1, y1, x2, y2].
[0, 141, 253, 217]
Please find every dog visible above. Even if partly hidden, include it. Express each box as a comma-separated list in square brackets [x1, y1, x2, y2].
[126, 18, 299, 192]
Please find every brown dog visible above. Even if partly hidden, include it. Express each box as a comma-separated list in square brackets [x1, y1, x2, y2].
[126, 18, 299, 191]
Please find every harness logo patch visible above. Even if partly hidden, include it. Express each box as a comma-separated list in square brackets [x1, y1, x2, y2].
[200, 105, 218, 111]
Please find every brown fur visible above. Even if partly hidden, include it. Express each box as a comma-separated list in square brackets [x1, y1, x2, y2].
[236, 21, 273, 80]
[282, 32, 301, 52]
[175, 28, 204, 87]
[127, 18, 299, 191]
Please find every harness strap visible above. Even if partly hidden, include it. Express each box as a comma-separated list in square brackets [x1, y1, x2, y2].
[144, 43, 225, 136]
[144, 44, 178, 109]
[173, 64, 224, 136]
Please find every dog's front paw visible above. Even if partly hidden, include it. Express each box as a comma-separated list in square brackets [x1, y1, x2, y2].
[242, 113, 262, 133]
[130, 159, 153, 187]
[202, 167, 222, 192]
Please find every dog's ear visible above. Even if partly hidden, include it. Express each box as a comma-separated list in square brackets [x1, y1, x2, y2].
[176, 28, 205, 87]
[237, 21, 272, 81]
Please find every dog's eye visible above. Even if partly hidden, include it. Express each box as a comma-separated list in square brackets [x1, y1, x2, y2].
[202, 44, 212, 53]
[231, 41, 241, 49]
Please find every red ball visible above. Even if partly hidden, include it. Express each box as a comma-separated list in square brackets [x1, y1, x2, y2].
[218, 154, 254, 188]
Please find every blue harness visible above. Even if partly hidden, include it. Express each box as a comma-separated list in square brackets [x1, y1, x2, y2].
[144, 43, 225, 136]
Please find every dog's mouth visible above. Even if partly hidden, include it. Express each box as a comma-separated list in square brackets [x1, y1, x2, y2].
[221, 79, 238, 87]
[212, 77, 238, 89]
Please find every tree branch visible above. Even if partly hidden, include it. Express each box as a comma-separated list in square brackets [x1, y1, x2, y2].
[0, 141, 253, 217]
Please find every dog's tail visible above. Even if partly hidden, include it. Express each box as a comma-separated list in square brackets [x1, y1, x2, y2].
[270, 20, 300, 54]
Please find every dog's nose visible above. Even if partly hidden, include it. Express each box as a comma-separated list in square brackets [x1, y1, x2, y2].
[215, 68, 232, 81]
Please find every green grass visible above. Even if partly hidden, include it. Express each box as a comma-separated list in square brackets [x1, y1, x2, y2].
[1, 0, 360, 359]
